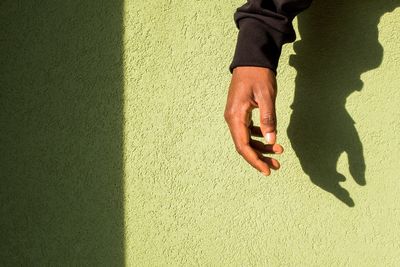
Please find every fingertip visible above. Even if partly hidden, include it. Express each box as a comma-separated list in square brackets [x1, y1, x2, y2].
[264, 157, 279, 170]
[272, 159, 280, 170]
[273, 144, 284, 154]
[264, 131, 276, 144]
[260, 163, 271, 176]
[262, 170, 271, 176]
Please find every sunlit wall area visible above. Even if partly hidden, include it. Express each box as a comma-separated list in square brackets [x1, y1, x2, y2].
[123, 0, 400, 265]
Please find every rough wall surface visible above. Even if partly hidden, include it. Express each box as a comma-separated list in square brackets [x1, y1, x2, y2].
[124, 0, 400, 266]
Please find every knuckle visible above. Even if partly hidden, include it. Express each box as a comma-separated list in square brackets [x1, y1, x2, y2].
[254, 83, 277, 96]
[234, 144, 244, 155]
[260, 112, 276, 126]
[224, 108, 236, 122]
[224, 107, 242, 123]
[223, 110, 232, 122]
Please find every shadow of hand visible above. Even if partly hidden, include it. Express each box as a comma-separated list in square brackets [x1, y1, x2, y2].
[287, 0, 399, 207]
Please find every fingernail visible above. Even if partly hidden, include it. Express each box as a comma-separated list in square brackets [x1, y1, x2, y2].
[265, 133, 275, 144]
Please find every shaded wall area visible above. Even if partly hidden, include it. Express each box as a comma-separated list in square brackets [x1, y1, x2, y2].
[0, 1, 125, 265]
[288, 0, 400, 206]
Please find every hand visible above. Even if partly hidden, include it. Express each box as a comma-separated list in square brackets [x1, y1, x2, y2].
[224, 66, 284, 176]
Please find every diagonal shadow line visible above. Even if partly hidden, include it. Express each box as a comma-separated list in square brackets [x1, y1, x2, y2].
[287, 0, 400, 207]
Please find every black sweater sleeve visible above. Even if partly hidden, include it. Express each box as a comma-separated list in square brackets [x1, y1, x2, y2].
[229, 0, 313, 74]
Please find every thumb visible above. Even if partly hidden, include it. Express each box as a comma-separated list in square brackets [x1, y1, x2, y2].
[258, 96, 277, 145]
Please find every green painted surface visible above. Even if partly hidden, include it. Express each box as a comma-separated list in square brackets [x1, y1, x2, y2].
[1, 0, 400, 266]
[1, 1, 125, 266]
[124, 0, 400, 266]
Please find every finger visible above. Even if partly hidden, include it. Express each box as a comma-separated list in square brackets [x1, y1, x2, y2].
[249, 125, 279, 137]
[259, 107, 276, 144]
[261, 156, 281, 170]
[257, 90, 277, 144]
[240, 144, 272, 175]
[227, 119, 271, 176]
[249, 139, 284, 154]
[254, 150, 281, 170]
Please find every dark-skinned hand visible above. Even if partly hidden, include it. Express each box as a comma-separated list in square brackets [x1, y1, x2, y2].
[224, 66, 284, 176]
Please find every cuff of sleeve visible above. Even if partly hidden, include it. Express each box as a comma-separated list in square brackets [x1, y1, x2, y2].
[229, 17, 282, 75]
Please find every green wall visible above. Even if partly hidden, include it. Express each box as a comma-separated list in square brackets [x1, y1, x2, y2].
[124, 0, 400, 265]
[1, 0, 400, 266]
[1, 1, 125, 265]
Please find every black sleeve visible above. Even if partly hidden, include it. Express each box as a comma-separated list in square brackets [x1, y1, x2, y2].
[229, 0, 313, 74]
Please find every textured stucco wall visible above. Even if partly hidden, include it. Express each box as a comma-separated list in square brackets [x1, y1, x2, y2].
[124, 0, 400, 266]
[2, 0, 398, 266]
